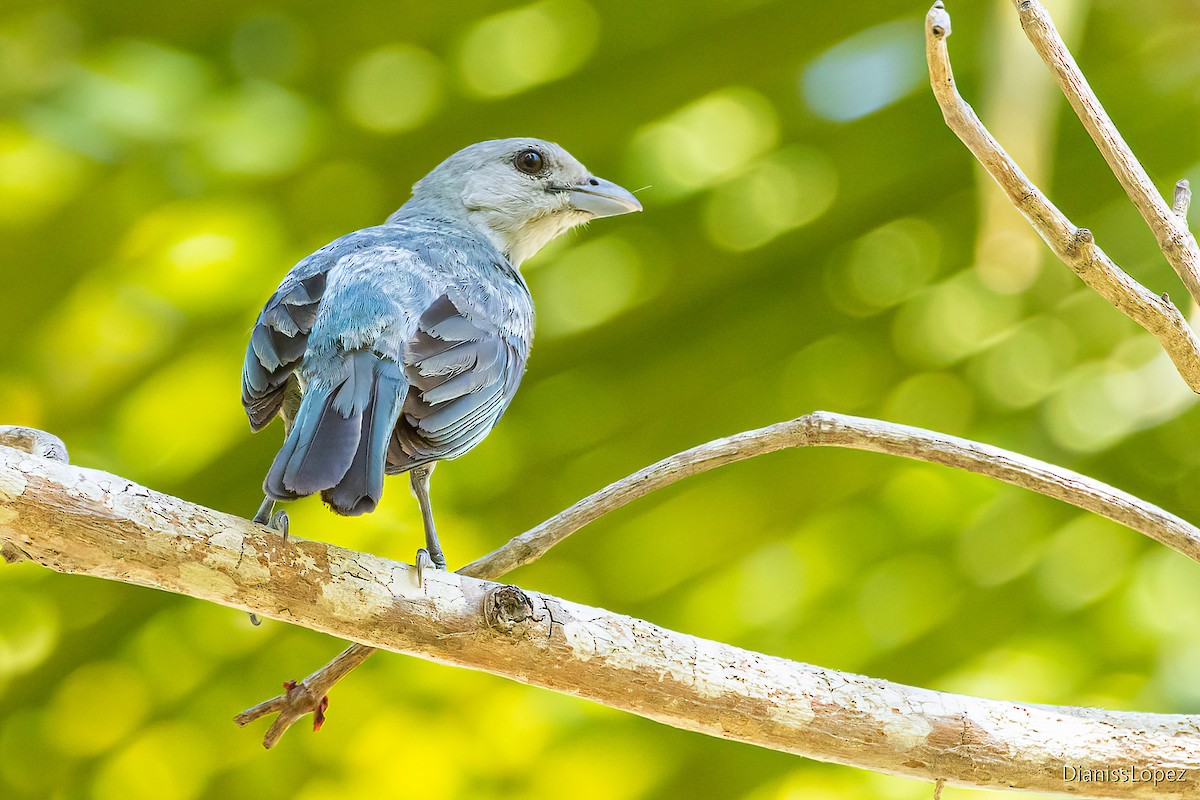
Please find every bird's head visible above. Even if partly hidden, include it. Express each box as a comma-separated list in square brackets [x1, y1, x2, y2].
[408, 138, 642, 266]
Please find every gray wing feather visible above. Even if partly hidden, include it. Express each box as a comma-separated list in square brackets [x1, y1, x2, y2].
[387, 293, 526, 473]
[242, 268, 329, 431]
[412, 338, 502, 377]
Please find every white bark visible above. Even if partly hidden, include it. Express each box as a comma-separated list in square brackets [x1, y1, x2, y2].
[4, 415, 1200, 798]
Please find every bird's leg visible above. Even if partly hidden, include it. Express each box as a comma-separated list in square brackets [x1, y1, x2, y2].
[253, 496, 290, 540]
[410, 465, 446, 583]
[253, 496, 273, 525]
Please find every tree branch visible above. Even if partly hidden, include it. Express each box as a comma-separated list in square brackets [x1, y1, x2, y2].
[239, 409, 1200, 749]
[5, 412, 1200, 796]
[237, 409, 1200, 748]
[1011, 0, 1200, 307]
[925, 2, 1200, 392]
[470, 410, 1200, 575]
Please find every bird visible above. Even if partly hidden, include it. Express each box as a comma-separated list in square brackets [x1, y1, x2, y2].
[241, 138, 642, 575]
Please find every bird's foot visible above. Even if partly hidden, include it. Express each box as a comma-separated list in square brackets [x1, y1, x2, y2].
[269, 510, 290, 542]
[414, 547, 447, 587]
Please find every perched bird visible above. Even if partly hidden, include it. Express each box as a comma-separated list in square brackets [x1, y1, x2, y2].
[242, 138, 641, 572]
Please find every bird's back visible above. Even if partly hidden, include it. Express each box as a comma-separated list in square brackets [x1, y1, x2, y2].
[243, 214, 534, 515]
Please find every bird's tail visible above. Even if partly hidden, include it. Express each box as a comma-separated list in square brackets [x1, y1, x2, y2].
[264, 351, 405, 516]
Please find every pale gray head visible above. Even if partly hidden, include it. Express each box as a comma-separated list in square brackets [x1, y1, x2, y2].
[404, 138, 642, 266]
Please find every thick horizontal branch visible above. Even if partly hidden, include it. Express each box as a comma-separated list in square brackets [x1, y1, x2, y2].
[925, 2, 1200, 393]
[1011, 0, 1200, 307]
[5, 412, 1200, 796]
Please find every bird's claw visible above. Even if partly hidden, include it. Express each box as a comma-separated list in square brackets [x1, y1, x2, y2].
[415, 548, 445, 587]
[269, 509, 290, 542]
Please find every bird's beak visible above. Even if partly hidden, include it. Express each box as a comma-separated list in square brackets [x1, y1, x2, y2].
[567, 177, 643, 217]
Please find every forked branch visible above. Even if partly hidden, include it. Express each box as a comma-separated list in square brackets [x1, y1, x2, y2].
[1011, 0, 1200, 306]
[926, 2, 1200, 392]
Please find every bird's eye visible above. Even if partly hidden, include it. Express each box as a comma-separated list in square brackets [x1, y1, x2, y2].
[514, 149, 544, 175]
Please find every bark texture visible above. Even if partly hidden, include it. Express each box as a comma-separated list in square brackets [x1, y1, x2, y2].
[3, 440, 1200, 798]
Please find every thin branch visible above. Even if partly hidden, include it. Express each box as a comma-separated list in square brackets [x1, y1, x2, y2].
[234, 645, 366, 747]
[3, 437, 1199, 798]
[925, 2, 1200, 393]
[1012, 0, 1200, 307]
[468, 410, 1200, 575]
[459, 420, 804, 579]
[242, 404, 1200, 749]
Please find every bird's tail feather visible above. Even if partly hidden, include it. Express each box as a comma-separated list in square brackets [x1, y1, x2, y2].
[264, 384, 361, 500]
[264, 352, 405, 512]
[323, 360, 406, 515]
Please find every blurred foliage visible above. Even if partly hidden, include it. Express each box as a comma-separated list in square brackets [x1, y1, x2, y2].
[3, 0, 1200, 797]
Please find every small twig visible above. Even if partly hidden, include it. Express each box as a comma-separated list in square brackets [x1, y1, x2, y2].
[1175, 180, 1192, 220]
[925, 2, 1200, 393]
[1012, 0, 1200, 307]
[234, 644, 371, 748]
[459, 421, 802, 579]
[239, 409, 1200, 746]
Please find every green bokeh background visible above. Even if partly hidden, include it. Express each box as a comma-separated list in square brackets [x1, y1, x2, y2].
[3, 0, 1200, 797]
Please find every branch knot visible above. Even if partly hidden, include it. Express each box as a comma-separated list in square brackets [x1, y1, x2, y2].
[1066, 227, 1094, 258]
[484, 585, 536, 633]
